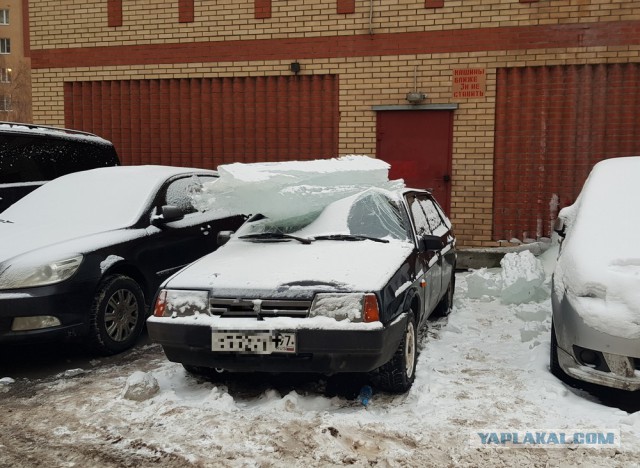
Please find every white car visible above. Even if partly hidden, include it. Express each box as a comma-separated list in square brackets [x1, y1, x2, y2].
[551, 157, 640, 390]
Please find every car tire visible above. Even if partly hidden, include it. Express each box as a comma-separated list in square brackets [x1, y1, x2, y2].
[373, 314, 417, 393]
[433, 272, 455, 317]
[87, 275, 146, 355]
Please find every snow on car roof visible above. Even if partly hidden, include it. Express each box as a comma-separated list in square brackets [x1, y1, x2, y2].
[0, 122, 113, 146]
[2, 165, 215, 227]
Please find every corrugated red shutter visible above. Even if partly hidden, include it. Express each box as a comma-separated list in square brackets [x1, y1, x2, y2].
[494, 63, 640, 241]
[64, 75, 339, 167]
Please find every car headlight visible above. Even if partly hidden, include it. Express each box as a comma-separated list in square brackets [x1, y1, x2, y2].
[153, 289, 210, 318]
[0, 255, 83, 289]
[309, 293, 380, 323]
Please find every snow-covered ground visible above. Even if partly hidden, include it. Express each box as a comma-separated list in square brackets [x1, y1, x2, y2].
[1, 246, 639, 467]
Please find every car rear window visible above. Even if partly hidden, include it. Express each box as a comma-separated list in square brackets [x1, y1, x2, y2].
[0, 133, 119, 184]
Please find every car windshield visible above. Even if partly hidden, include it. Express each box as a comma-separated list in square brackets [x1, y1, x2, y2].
[236, 189, 411, 242]
[2, 167, 168, 228]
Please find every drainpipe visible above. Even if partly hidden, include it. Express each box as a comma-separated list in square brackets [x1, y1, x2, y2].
[369, 0, 374, 34]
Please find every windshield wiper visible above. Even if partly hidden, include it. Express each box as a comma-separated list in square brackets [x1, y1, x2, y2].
[0, 219, 13, 224]
[313, 234, 389, 244]
[239, 232, 313, 245]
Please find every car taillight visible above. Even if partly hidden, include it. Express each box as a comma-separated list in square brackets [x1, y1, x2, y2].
[363, 293, 380, 323]
[153, 290, 168, 317]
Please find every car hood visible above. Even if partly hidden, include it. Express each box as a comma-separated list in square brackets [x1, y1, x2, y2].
[0, 220, 142, 263]
[164, 238, 415, 299]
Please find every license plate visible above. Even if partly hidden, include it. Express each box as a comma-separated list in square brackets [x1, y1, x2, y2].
[211, 331, 296, 354]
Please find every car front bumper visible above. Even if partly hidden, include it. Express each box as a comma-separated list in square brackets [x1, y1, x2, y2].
[147, 314, 407, 374]
[0, 281, 96, 343]
[552, 291, 640, 391]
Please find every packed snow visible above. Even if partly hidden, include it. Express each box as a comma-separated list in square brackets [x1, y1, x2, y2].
[555, 156, 640, 339]
[2, 244, 639, 467]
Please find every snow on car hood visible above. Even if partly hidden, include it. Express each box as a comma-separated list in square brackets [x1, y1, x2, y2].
[164, 238, 415, 298]
[555, 156, 640, 339]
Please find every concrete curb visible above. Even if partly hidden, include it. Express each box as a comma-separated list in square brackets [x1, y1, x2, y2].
[457, 240, 554, 270]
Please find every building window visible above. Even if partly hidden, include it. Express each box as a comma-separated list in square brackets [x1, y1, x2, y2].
[0, 67, 10, 83]
[0, 38, 10, 54]
[0, 10, 8, 25]
[0, 95, 11, 112]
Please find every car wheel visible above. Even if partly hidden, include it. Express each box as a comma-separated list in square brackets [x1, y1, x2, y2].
[373, 314, 417, 393]
[87, 275, 146, 355]
[433, 272, 455, 317]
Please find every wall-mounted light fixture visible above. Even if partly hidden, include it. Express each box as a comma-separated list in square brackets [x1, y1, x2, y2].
[290, 61, 301, 75]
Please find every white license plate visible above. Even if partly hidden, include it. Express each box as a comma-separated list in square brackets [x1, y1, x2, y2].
[212, 331, 296, 354]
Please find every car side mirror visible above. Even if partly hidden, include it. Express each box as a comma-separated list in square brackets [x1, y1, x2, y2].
[553, 218, 566, 238]
[217, 230, 234, 246]
[421, 234, 445, 251]
[151, 205, 184, 226]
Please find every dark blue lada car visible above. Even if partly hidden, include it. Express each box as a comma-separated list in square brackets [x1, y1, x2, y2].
[148, 187, 456, 392]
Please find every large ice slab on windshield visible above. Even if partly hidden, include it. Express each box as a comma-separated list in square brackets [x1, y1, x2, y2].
[192, 156, 405, 219]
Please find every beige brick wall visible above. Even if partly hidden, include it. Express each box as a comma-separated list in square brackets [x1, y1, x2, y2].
[29, 1, 640, 48]
[26, 1, 640, 246]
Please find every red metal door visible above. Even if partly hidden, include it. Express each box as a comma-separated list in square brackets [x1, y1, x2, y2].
[376, 110, 453, 213]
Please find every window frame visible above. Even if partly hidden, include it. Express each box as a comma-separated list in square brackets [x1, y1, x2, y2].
[0, 10, 9, 25]
[0, 67, 11, 83]
[0, 95, 11, 112]
[0, 38, 10, 54]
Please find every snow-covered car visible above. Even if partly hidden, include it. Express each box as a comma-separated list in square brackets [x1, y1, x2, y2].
[0, 122, 120, 213]
[148, 188, 456, 392]
[551, 157, 640, 391]
[0, 166, 245, 354]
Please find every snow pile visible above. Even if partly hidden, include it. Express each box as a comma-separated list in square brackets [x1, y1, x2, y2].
[466, 250, 547, 304]
[123, 371, 160, 401]
[0, 377, 14, 393]
[191, 155, 405, 219]
[500, 250, 546, 304]
[554, 157, 640, 339]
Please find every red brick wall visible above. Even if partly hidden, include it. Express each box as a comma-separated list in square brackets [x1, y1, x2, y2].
[107, 0, 122, 27]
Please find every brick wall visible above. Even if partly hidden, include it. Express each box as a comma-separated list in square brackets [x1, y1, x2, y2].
[27, 0, 640, 247]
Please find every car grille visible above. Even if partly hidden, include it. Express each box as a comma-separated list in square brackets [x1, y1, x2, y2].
[209, 298, 312, 318]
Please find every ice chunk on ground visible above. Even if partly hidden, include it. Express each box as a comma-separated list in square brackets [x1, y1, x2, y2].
[123, 371, 160, 401]
[191, 155, 405, 220]
[466, 268, 503, 299]
[500, 251, 546, 304]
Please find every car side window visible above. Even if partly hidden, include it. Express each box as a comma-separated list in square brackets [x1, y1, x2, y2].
[162, 175, 215, 216]
[407, 195, 432, 236]
[419, 198, 447, 235]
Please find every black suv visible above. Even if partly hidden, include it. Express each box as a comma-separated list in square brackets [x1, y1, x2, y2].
[0, 122, 120, 212]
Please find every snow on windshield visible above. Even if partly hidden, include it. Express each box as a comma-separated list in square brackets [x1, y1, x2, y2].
[192, 155, 405, 220]
[555, 156, 640, 338]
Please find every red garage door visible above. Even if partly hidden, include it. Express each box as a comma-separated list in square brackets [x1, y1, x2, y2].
[494, 63, 640, 241]
[64, 75, 339, 167]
